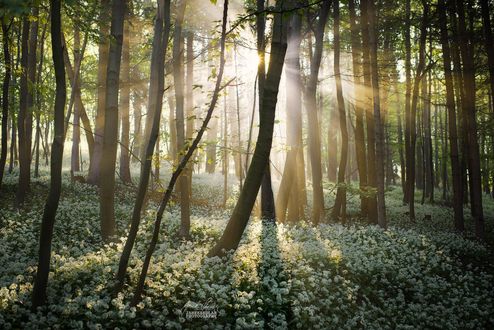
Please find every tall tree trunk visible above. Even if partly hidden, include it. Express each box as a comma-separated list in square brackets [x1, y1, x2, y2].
[332, 0, 348, 221]
[257, 0, 276, 221]
[87, 0, 111, 185]
[348, 0, 367, 216]
[131, 0, 230, 304]
[361, 0, 377, 223]
[438, 0, 464, 232]
[16, 16, 32, 206]
[455, 0, 485, 239]
[208, 0, 287, 257]
[71, 26, 81, 175]
[119, 11, 132, 183]
[99, 0, 127, 241]
[31, 0, 66, 308]
[367, 0, 387, 228]
[403, 0, 412, 203]
[0, 22, 11, 190]
[172, 0, 190, 237]
[277, 11, 303, 223]
[114, 0, 171, 294]
[306, 1, 331, 224]
[407, 1, 428, 220]
[480, 0, 494, 112]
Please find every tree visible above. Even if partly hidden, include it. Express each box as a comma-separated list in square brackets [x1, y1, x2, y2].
[367, 0, 387, 228]
[87, 0, 111, 185]
[438, 0, 464, 232]
[172, 0, 191, 237]
[348, 0, 367, 216]
[114, 0, 171, 294]
[99, 0, 127, 241]
[306, 1, 331, 224]
[331, 0, 348, 221]
[31, 0, 66, 308]
[119, 6, 132, 184]
[0, 22, 11, 190]
[208, 0, 289, 257]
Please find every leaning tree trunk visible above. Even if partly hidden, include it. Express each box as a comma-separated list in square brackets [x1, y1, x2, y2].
[131, 0, 230, 305]
[31, 0, 66, 308]
[114, 0, 171, 295]
[256, 0, 276, 221]
[99, 0, 127, 241]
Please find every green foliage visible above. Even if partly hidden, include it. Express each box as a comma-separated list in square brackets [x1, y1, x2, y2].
[0, 171, 493, 328]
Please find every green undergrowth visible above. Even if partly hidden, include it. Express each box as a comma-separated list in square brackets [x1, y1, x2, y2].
[0, 170, 493, 329]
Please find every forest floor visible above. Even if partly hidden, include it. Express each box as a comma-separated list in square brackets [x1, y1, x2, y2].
[0, 169, 493, 329]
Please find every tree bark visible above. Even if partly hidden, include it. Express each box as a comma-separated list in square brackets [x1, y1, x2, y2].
[119, 11, 132, 183]
[132, 0, 230, 304]
[31, 0, 66, 308]
[306, 1, 331, 224]
[0, 22, 11, 190]
[99, 0, 127, 241]
[87, 0, 111, 185]
[208, 0, 288, 257]
[331, 0, 348, 221]
[438, 0, 464, 232]
[114, 0, 171, 294]
[348, 0, 367, 216]
[71, 26, 81, 175]
[367, 0, 387, 228]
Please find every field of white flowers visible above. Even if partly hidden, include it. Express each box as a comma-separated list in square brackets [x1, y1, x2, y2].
[0, 171, 493, 329]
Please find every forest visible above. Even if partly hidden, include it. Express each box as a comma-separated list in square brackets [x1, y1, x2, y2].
[0, 0, 494, 328]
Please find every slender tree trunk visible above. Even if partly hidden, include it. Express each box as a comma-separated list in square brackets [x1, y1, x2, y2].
[480, 0, 494, 112]
[172, 0, 190, 237]
[361, 0, 377, 223]
[404, 0, 412, 203]
[31, 0, 66, 308]
[367, 0, 387, 228]
[71, 26, 81, 175]
[119, 11, 132, 183]
[16, 17, 31, 206]
[306, 1, 331, 224]
[87, 0, 111, 185]
[257, 0, 276, 221]
[277, 11, 303, 222]
[0, 22, 11, 190]
[348, 0, 367, 216]
[131, 0, 230, 304]
[407, 2, 428, 220]
[332, 0, 348, 221]
[455, 0, 484, 239]
[99, 0, 127, 241]
[438, 0, 464, 232]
